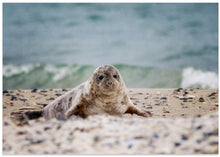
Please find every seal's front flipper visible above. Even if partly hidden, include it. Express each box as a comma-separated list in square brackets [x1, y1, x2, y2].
[65, 98, 89, 119]
[125, 105, 152, 117]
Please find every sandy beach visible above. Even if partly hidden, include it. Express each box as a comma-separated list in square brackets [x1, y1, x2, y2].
[3, 88, 218, 154]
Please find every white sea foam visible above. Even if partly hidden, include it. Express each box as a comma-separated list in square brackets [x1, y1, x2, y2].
[181, 67, 218, 89]
[3, 64, 39, 77]
[44, 64, 68, 82]
[44, 64, 81, 82]
[3, 63, 83, 82]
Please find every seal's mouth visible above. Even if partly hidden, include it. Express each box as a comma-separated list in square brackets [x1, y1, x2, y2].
[98, 82, 117, 93]
[104, 84, 116, 91]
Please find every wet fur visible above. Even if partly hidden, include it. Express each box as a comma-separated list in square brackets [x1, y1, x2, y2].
[43, 65, 151, 119]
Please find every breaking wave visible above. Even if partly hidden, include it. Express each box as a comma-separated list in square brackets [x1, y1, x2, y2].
[3, 64, 218, 90]
[181, 67, 218, 89]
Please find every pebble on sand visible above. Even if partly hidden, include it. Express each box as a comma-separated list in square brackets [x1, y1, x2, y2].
[31, 89, 38, 93]
[3, 90, 9, 93]
[199, 98, 205, 102]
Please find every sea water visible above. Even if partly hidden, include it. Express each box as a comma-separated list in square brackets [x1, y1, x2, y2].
[3, 3, 218, 90]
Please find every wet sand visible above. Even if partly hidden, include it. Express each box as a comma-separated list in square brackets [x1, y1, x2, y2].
[3, 88, 218, 154]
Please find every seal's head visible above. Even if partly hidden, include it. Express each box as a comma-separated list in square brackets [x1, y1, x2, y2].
[91, 65, 125, 94]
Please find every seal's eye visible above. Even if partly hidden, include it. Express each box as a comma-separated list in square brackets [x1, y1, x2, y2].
[98, 75, 104, 80]
[113, 74, 118, 79]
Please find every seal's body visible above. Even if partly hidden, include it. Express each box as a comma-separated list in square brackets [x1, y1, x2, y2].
[43, 65, 151, 119]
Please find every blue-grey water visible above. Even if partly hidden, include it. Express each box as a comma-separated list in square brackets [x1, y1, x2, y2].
[3, 3, 218, 90]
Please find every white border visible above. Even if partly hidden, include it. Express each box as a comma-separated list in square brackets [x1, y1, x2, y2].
[0, 1, 2, 156]
[1, 0, 220, 3]
[1, 1, 219, 157]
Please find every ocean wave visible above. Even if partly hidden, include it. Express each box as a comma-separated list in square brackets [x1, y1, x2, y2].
[3, 64, 218, 90]
[3, 64, 40, 77]
[181, 67, 218, 89]
[44, 64, 80, 82]
[3, 64, 95, 90]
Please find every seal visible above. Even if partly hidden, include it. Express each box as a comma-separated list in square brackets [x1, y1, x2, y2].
[39, 65, 151, 119]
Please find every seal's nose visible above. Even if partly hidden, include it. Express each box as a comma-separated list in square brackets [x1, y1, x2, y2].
[107, 81, 113, 85]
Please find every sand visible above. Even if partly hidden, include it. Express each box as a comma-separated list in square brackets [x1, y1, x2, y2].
[2, 88, 218, 154]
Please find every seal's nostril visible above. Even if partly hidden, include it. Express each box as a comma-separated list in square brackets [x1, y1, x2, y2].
[107, 82, 112, 85]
